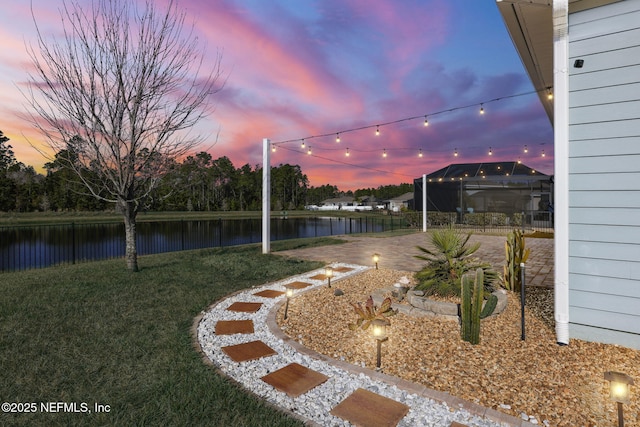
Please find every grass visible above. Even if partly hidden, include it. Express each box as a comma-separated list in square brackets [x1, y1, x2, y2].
[0, 245, 325, 426]
[0, 210, 395, 226]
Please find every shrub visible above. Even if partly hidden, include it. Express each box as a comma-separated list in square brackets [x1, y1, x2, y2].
[414, 227, 497, 297]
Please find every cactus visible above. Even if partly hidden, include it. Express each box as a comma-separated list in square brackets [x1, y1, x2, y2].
[480, 294, 498, 319]
[503, 229, 530, 292]
[348, 296, 397, 331]
[460, 268, 485, 344]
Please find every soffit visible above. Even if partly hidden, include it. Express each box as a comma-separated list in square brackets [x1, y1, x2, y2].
[496, 0, 624, 125]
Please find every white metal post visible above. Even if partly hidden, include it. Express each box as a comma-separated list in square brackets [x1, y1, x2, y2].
[422, 174, 427, 232]
[262, 138, 271, 254]
[553, 0, 570, 345]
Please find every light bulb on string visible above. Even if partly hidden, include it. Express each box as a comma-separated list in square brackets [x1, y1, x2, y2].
[547, 88, 553, 100]
[541, 150, 546, 157]
[382, 148, 387, 158]
[480, 103, 485, 115]
[454, 148, 458, 157]
[418, 148, 423, 158]
[271, 144, 276, 153]
[301, 139, 305, 148]
[336, 133, 340, 143]
[345, 147, 350, 157]
[375, 125, 380, 136]
[524, 145, 528, 153]
[488, 147, 493, 156]
[517, 157, 522, 164]
[307, 146, 312, 155]
[423, 116, 429, 127]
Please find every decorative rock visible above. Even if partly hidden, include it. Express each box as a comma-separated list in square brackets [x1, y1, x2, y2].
[333, 288, 344, 296]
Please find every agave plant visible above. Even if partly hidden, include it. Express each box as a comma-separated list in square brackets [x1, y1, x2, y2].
[348, 296, 397, 331]
[414, 227, 497, 297]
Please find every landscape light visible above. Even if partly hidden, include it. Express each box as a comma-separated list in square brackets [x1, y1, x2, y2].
[371, 318, 389, 370]
[325, 266, 333, 287]
[372, 253, 380, 270]
[604, 371, 634, 427]
[283, 286, 295, 320]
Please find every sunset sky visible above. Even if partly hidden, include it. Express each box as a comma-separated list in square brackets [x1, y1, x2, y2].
[0, 0, 553, 191]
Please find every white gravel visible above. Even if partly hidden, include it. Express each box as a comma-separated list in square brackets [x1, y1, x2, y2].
[196, 264, 527, 427]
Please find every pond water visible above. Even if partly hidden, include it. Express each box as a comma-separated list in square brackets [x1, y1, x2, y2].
[0, 216, 397, 272]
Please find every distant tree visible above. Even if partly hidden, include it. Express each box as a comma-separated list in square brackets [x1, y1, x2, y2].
[306, 184, 339, 205]
[271, 164, 308, 210]
[23, 0, 224, 271]
[0, 130, 17, 210]
[0, 130, 16, 171]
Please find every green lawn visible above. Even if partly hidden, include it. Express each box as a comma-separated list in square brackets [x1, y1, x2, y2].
[0, 210, 395, 226]
[0, 244, 325, 426]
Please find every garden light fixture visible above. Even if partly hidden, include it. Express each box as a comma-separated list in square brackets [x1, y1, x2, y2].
[371, 319, 389, 370]
[325, 266, 333, 287]
[372, 253, 380, 270]
[283, 286, 295, 320]
[604, 371, 634, 427]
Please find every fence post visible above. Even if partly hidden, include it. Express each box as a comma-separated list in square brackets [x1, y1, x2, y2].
[72, 222, 76, 265]
[521, 262, 526, 341]
[181, 219, 185, 251]
[330, 217, 333, 235]
[218, 218, 223, 247]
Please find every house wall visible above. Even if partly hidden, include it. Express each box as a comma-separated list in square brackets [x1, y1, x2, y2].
[568, 0, 640, 348]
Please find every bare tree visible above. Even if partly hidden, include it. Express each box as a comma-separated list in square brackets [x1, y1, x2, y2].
[23, 0, 224, 271]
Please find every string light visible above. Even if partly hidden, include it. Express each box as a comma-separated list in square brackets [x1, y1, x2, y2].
[271, 144, 276, 152]
[270, 86, 552, 148]
[454, 148, 458, 157]
[266, 87, 553, 180]
[524, 144, 528, 153]
[547, 87, 553, 100]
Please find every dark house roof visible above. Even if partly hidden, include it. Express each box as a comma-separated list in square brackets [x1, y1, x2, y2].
[425, 162, 547, 181]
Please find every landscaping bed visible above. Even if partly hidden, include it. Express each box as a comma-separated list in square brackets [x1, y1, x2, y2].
[278, 268, 640, 427]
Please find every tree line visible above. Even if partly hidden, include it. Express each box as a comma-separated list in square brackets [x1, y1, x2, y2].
[1, 131, 412, 213]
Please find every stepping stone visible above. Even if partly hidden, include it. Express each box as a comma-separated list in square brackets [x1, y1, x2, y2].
[215, 320, 254, 335]
[286, 281, 312, 289]
[330, 388, 410, 427]
[310, 274, 328, 280]
[226, 302, 263, 313]
[333, 267, 354, 273]
[221, 340, 277, 362]
[261, 363, 329, 398]
[253, 289, 285, 298]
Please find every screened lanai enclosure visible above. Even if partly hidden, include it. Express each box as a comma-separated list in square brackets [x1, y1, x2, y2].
[413, 162, 553, 230]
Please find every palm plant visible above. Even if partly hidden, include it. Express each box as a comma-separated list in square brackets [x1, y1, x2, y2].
[414, 227, 497, 297]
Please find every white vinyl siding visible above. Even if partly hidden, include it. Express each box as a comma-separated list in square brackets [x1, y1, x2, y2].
[568, 0, 640, 344]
